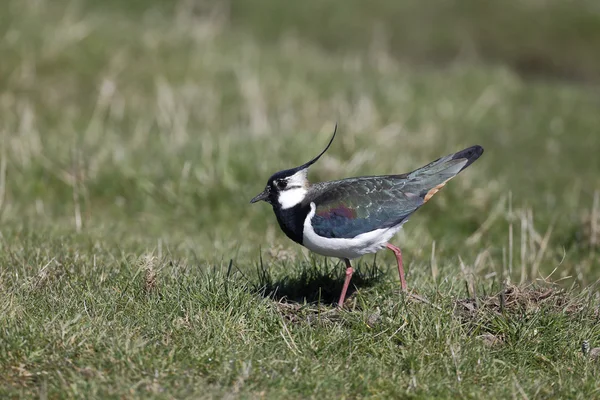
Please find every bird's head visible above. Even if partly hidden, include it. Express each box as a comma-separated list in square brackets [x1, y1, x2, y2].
[250, 124, 337, 209]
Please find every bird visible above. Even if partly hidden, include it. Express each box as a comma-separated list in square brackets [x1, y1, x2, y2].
[250, 125, 483, 307]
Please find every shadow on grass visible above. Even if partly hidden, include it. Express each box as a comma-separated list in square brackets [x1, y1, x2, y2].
[253, 256, 385, 305]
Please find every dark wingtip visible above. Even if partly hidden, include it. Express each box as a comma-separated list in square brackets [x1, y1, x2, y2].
[453, 145, 484, 172]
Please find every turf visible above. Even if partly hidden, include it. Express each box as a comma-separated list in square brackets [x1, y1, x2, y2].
[2, 0, 600, 398]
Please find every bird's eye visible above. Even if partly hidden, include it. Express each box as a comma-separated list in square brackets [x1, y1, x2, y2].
[276, 180, 287, 189]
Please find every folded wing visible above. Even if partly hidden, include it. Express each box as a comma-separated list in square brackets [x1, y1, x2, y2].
[307, 145, 483, 239]
[308, 176, 423, 239]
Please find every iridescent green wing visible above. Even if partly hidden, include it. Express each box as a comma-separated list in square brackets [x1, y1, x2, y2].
[307, 145, 484, 239]
[309, 176, 423, 239]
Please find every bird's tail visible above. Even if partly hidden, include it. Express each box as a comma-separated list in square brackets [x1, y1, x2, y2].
[402, 145, 484, 203]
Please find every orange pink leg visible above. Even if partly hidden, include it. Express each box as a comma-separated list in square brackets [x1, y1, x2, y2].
[337, 243, 407, 307]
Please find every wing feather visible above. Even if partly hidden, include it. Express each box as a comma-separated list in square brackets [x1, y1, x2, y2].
[305, 145, 483, 239]
[307, 177, 423, 239]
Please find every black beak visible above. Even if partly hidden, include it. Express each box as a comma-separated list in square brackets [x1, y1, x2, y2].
[250, 189, 269, 204]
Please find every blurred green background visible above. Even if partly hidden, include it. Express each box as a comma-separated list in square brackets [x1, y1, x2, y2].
[2, 0, 600, 397]
[2, 0, 599, 274]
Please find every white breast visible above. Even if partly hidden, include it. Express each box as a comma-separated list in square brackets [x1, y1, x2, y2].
[302, 202, 405, 259]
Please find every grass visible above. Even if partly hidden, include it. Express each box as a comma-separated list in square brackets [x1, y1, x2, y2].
[2, 0, 600, 398]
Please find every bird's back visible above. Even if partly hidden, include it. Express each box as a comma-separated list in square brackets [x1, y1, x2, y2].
[304, 145, 483, 239]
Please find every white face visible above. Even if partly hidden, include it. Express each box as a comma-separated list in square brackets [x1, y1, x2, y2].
[276, 169, 308, 209]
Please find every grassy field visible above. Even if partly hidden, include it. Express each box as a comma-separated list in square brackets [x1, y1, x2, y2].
[2, 0, 600, 398]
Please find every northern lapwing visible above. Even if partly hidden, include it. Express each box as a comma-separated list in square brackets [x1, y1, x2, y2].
[251, 126, 483, 307]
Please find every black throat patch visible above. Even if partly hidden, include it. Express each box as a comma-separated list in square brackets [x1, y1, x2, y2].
[271, 202, 311, 245]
